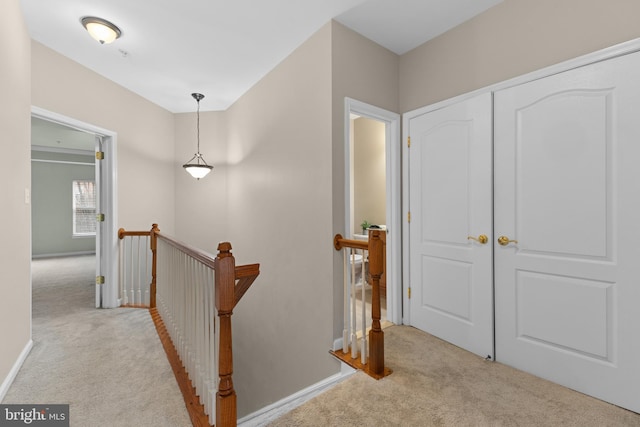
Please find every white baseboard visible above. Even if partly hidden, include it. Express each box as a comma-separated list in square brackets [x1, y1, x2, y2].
[32, 251, 95, 259]
[0, 340, 33, 402]
[238, 366, 356, 427]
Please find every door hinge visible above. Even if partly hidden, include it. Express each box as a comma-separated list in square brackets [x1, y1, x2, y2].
[408, 211, 411, 223]
[96, 213, 105, 222]
[407, 136, 411, 148]
[96, 151, 104, 160]
[408, 287, 411, 299]
[96, 276, 105, 285]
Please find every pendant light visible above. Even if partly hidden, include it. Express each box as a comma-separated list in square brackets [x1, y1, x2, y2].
[81, 17, 122, 44]
[183, 93, 214, 179]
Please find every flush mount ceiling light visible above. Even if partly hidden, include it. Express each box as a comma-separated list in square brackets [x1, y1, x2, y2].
[81, 16, 122, 44]
[183, 93, 214, 180]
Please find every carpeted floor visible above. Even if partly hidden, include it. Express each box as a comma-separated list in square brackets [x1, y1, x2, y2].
[269, 325, 640, 427]
[7, 256, 640, 427]
[2, 255, 191, 427]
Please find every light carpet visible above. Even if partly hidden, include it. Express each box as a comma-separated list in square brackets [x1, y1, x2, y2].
[2, 255, 191, 427]
[269, 325, 640, 427]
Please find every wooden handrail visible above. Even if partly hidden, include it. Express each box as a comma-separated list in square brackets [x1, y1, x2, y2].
[214, 242, 236, 426]
[234, 263, 260, 307]
[155, 232, 217, 270]
[150, 224, 159, 309]
[118, 228, 151, 239]
[334, 234, 369, 251]
[332, 229, 388, 379]
[118, 224, 260, 427]
[367, 230, 385, 376]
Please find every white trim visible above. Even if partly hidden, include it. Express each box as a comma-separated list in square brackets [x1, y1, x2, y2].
[0, 340, 33, 401]
[31, 145, 94, 156]
[32, 251, 96, 259]
[238, 368, 356, 427]
[344, 97, 402, 325]
[404, 37, 640, 120]
[32, 159, 94, 167]
[31, 106, 119, 308]
[332, 336, 344, 352]
[401, 37, 640, 326]
[401, 113, 410, 326]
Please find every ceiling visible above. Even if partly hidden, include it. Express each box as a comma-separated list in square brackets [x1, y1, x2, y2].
[20, 0, 502, 113]
[31, 117, 95, 151]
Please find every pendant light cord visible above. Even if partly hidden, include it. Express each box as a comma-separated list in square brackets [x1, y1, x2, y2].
[191, 92, 205, 157]
[196, 98, 201, 154]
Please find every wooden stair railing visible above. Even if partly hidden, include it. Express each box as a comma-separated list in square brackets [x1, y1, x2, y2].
[332, 229, 391, 379]
[117, 225, 157, 308]
[118, 224, 260, 427]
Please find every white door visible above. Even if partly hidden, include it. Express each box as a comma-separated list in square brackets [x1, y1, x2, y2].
[408, 92, 494, 359]
[94, 136, 102, 308]
[494, 51, 640, 412]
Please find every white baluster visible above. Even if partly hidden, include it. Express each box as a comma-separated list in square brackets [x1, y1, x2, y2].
[143, 236, 149, 306]
[136, 236, 142, 305]
[361, 248, 368, 365]
[350, 248, 358, 359]
[151, 237, 219, 422]
[343, 250, 349, 354]
[118, 237, 124, 304]
[129, 237, 135, 305]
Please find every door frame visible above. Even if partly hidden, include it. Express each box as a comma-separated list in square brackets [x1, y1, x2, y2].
[402, 36, 640, 326]
[31, 106, 119, 308]
[344, 97, 401, 324]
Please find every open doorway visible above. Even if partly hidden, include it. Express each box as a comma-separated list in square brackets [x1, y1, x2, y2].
[31, 117, 97, 310]
[344, 98, 401, 324]
[30, 107, 119, 308]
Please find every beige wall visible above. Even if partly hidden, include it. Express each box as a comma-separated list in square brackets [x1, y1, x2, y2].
[400, 0, 640, 112]
[175, 24, 336, 416]
[174, 110, 228, 252]
[174, 20, 400, 418]
[31, 42, 176, 233]
[330, 20, 399, 338]
[353, 117, 386, 232]
[0, 0, 32, 394]
[14, 0, 640, 416]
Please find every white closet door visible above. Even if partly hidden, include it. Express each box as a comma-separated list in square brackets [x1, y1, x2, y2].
[408, 92, 494, 359]
[494, 51, 640, 412]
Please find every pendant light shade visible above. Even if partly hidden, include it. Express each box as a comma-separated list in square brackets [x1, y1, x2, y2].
[183, 93, 213, 180]
[81, 16, 122, 44]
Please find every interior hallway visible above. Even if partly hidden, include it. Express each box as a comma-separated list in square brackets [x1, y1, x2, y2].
[2, 255, 190, 427]
[5, 255, 640, 426]
[270, 325, 640, 426]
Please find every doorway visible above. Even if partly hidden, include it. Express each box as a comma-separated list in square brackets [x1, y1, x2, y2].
[344, 98, 401, 324]
[31, 107, 119, 308]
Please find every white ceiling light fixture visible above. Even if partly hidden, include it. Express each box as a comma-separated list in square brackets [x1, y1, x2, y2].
[81, 16, 122, 44]
[183, 93, 213, 180]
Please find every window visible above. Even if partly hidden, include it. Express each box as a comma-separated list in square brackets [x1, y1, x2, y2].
[72, 180, 96, 236]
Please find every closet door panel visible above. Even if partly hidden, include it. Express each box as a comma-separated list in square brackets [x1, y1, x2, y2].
[408, 92, 494, 359]
[494, 50, 640, 413]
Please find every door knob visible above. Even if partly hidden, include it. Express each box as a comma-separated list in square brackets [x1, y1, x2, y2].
[467, 234, 488, 244]
[497, 236, 518, 246]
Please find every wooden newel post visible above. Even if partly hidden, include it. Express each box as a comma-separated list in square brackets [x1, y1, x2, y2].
[149, 223, 159, 309]
[215, 242, 237, 427]
[368, 229, 385, 376]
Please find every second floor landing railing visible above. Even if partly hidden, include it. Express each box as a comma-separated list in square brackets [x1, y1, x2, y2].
[118, 224, 260, 427]
[332, 229, 391, 380]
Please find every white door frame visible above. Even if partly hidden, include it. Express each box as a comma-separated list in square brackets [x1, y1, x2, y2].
[402, 36, 640, 326]
[31, 106, 119, 308]
[344, 97, 401, 324]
